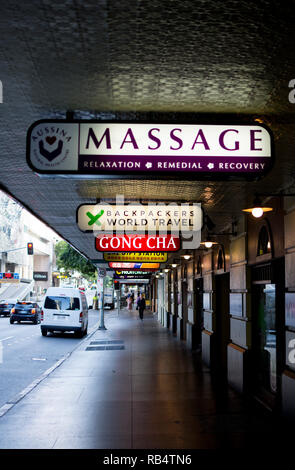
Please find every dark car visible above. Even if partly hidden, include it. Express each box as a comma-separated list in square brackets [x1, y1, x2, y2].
[10, 302, 41, 324]
[0, 301, 15, 317]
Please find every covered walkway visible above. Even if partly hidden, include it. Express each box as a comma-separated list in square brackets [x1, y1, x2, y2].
[0, 309, 288, 449]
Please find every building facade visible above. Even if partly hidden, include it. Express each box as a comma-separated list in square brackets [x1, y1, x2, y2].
[152, 197, 295, 418]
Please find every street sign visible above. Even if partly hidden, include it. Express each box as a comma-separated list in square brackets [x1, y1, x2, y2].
[95, 234, 180, 252]
[104, 252, 168, 262]
[27, 121, 273, 180]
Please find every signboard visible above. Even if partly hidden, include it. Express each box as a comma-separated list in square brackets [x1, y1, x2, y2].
[0, 272, 20, 283]
[33, 271, 48, 281]
[115, 270, 153, 276]
[114, 274, 151, 280]
[95, 234, 180, 252]
[77, 204, 202, 232]
[109, 262, 160, 270]
[104, 252, 167, 262]
[27, 121, 273, 180]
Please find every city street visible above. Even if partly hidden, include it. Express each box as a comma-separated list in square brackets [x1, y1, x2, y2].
[0, 309, 102, 408]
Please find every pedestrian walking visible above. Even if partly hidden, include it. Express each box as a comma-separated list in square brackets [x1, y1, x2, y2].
[136, 293, 141, 310]
[138, 293, 146, 320]
[126, 293, 133, 310]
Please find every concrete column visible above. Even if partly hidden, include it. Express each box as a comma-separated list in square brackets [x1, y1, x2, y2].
[169, 269, 177, 335]
[227, 219, 251, 393]
[186, 259, 197, 349]
[176, 265, 184, 340]
[201, 251, 215, 367]
[0, 252, 7, 272]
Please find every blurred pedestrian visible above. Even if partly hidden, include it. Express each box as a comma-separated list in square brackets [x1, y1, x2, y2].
[138, 293, 146, 320]
[127, 293, 133, 310]
[136, 293, 140, 310]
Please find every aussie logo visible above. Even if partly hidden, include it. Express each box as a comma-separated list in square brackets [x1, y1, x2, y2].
[31, 126, 72, 168]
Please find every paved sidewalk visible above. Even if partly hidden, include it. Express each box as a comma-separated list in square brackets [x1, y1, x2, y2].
[0, 309, 286, 449]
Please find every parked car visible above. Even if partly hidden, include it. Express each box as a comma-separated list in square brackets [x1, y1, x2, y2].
[10, 301, 41, 324]
[0, 300, 15, 317]
[41, 287, 88, 338]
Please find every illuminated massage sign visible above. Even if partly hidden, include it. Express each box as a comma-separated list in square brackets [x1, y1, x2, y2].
[95, 234, 180, 252]
[27, 122, 273, 179]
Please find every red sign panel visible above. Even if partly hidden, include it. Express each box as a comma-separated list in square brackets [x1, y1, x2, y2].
[95, 234, 180, 252]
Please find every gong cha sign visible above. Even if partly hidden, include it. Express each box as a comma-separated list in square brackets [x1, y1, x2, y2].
[27, 121, 273, 179]
[95, 234, 180, 252]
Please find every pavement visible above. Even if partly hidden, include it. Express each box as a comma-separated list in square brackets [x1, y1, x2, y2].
[0, 308, 290, 449]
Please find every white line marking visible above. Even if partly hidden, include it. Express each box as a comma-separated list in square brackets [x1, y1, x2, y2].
[0, 337, 14, 342]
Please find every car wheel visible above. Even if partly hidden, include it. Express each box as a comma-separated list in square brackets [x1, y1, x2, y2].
[41, 328, 48, 337]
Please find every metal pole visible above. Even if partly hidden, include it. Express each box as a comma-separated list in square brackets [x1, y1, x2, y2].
[117, 289, 120, 316]
[98, 276, 107, 330]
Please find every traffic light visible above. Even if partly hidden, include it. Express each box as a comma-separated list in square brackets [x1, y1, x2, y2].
[27, 242, 33, 255]
[114, 280, 120, 290]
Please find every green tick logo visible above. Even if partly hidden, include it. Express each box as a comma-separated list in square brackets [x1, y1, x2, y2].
[86, 210, 104, 226]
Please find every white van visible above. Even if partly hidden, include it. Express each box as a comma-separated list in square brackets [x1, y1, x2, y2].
[41, 287, 88, 338]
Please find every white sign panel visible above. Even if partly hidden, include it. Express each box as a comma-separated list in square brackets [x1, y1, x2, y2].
[77, 203, 202, 233]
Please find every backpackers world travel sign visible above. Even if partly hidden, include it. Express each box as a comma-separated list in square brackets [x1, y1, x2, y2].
[77, 204, 202, 233]
[27, 121, 273, 179]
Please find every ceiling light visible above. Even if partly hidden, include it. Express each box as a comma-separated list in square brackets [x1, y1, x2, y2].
[200, 234, 218, 248]
[164, 268, 169, 273]
[204, 241, 213, 248]
[242, 195, 273, 218]
[171, 263, 177, 268]
[183, 255, 191, 260]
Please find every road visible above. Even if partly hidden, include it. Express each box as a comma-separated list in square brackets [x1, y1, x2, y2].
[0, 309, 101, 408]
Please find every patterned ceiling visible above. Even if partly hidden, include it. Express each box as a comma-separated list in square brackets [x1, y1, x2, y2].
[0, 0, 295, 261]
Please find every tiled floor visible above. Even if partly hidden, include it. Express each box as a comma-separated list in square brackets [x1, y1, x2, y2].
[0, 309, 289, 449]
